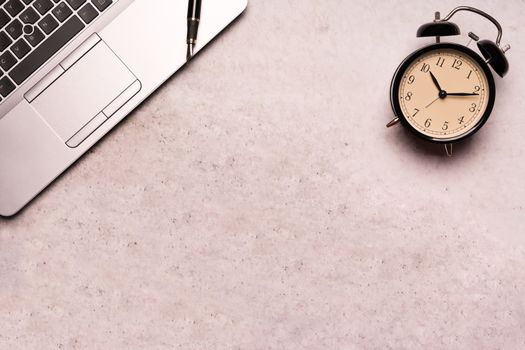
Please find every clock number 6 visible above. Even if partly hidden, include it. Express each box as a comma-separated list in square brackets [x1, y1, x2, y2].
[424, 118, 432, 128]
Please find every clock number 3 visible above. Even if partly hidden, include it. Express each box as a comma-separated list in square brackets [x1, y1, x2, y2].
[469, 103, 477, 113]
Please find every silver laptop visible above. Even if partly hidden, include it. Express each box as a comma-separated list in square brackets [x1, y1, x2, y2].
[0, 0, 247, 216]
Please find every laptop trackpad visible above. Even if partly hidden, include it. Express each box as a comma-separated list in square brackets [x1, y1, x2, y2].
[31, 40, 138, 145]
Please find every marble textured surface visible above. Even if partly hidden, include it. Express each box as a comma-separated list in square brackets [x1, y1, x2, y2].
[1, 0, 525, 348]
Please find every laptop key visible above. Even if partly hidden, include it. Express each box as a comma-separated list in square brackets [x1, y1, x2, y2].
[0, 9, 10, 28]
[25, 26, 44, 46]
[33, 0, 53, 15]
[78, 3, 97, 24]
[6, 19, 23, 40]
[19, 7, 40, 24]
[52, 2, 72, 22]
[0, 31, 12, 51]
[38, 13, 58, 34]
[9, 15, 84, 84]
[0, 76, 15, 96]
[4, 0, 24, 17]
[11, 37, 30, 58]
[0, 50, 16, 71]
[11, 38, 31, 59]
[91, 0, 111, 12]
[66, 0, 85, 10]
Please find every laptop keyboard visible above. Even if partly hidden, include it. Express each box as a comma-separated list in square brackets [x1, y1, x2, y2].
[0, 0, 113, 101]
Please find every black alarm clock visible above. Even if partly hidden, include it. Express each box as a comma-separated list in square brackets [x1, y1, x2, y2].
[386, 6, 511, 155]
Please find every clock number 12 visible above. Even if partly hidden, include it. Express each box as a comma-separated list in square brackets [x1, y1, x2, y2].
[452, 59, 463, 70]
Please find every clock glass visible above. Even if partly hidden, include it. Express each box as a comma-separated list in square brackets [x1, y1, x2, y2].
[393, 44, 495, 143]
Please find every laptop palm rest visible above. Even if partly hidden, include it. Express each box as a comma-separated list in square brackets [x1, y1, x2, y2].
[30, 38, 140, 148]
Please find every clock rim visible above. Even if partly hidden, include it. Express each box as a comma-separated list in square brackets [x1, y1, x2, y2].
[390, 42, 496, 144]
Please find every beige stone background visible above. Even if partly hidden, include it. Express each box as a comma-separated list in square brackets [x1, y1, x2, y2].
[1, 0, 525, 349]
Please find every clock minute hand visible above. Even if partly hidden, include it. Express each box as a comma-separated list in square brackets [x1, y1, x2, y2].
[446, 92, 480, 96]
[429, 71, 443, 92]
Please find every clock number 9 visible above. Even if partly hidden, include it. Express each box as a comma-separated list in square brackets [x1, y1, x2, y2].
[407, 75, 415, 84]
[405, 92, 413, 101]
[424, 118, 432, 128]
[469, 103, 477, 113]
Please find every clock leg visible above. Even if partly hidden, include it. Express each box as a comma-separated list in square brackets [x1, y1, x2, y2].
[444, 143, 453, 157]
[386, 117, 400, 128]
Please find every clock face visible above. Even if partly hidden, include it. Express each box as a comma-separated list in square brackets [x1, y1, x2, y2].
[392, 44, 495, 143]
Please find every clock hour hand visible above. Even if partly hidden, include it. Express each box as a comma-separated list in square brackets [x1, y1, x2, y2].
[446, 92, 480, 96]
[429, 70, 443, 92]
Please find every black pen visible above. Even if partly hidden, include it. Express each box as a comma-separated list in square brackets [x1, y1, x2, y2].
[186, 0, 202, 61]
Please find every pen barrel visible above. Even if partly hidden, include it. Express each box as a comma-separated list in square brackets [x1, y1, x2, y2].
[187, 0, 201, 20]
[187, 0, 201, 44]
[187, 19, 200, 44]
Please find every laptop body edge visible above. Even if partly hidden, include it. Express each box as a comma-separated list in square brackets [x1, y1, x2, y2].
[0, 0, 248, 217]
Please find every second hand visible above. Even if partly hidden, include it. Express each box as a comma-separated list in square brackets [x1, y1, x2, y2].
[425, 97, 440, 108]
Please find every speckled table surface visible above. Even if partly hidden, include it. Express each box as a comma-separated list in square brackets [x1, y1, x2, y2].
[1, 0, 525, 349]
